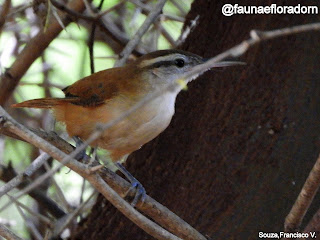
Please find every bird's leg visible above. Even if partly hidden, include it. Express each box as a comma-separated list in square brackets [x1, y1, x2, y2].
[72, 136, 87, 161]
[86, 147, 105, 172]
[115, 162, 146, 207]
[88, 147, 99, 161]
[73, 138, 103, 172]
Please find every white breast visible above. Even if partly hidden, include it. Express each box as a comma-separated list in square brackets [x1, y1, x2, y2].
[139, 92, 176, 133]
[98, 91, 178, 153]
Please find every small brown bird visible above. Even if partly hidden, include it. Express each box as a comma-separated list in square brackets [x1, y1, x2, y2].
[13, 49, 240, 204]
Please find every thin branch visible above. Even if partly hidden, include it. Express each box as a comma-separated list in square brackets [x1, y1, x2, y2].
[285, 153, 320, 232]
[0, 223, 23, 240]
[96, 0, 127, 18]
[2, 22, 320, 240]
[88, 23, 96, 74]
[19, 82, 63, 90]
[52, 191, 97, 237]
[87, 0, 105, 74]
[7, 194, 53, 226]
[115, 0, 167, 67]
[162, 14, 184, 23]
[14, 201, 43, 240]
[7, 2, 33, 19]
[0, 0, 11, 35]
[87, 173, 182, 240]
[303, 205, 320, 233]
[88, 21, 320, 238]
[80, 177, 86, 205]
[0, 163, 67, 219]
[129, 0, 184, 22]
[50, 0, 126, 21]
[0, 136, 4, 163]
[44, 162, 72, 212]
[176, 15, 198, 46]
[50, 0, 143, 56]
[169, 0, 187, 16]
[155, 20, 176, 46]
[0, 109, 184, 240]
[0, 0, 88, 105]
[50, 0, 94, 21]
[83, 0, 95, 16]
[181, 23, 320, 83]
[0, 152, 51, 197]
[1, 124, 205, 240]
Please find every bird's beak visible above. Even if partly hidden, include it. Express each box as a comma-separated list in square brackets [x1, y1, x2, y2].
[202, 58, 246, 68]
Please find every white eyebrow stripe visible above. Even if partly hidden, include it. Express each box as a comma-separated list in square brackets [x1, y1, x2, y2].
[139, 54, 183, 68]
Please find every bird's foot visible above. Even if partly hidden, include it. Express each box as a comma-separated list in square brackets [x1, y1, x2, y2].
[73, 136, 87, 161]
[115, 162, 146, 207]
[126, 179, 146, 207]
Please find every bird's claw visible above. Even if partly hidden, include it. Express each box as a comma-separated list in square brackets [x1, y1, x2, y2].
[116, 162, 146, 207]
[125, 180, 146, 207]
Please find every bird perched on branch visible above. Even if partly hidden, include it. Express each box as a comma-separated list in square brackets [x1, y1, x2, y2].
[13, 49, 242, 205]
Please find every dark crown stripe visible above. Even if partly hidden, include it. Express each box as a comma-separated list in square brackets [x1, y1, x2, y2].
[145, 60, 174, 69]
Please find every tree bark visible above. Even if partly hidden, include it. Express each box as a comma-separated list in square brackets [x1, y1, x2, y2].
[72, 0, 320, 239]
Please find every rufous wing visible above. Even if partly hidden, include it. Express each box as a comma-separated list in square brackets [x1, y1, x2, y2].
[12, 67, 126, 109]
[61, 68, 123, 107]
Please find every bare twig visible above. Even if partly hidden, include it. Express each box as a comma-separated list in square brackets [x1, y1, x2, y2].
[7, 2, 33, 19]
[50, 0, 126, 21]
[176, 15, 198, 46]
[52, 191, 96, 237]
[50, 0, 94, 21]
[115, 0, 167, 66]
[129, 0, 184, 22]
[19, 81, 63, 89]
[87, 0, 105, 74]
[2, 22, 320, 240]
[182, 22, 320, 83]
[285, 154, 320, 232]
[99, 21, 320, 238]
[0, 136, 5, 163]
[0, 109, 184, 240]
[7, 194, 53, 226]
[0, 163, 67, 219]
[0, 152, 51, 197]
[86, 173, 182, 240]
[176, 23, 320, 234]
[169, 0, 187, 16]
[303, 205, 320, 233]
[43, 162, 72, 212]
[1, 124, 205, 240]
[0, 223, 23, 240]
[14, 202, 43, 240]
[96, 0, 127, 18]
[80, 175, 87, 205]
[0, 0, 11, 35]
[155, 20, 176, 46]
[50, 0, 143, 56]
[0, 0, 88, 105]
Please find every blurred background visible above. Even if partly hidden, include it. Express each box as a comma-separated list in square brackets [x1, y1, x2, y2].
[0, 0, 193, 238]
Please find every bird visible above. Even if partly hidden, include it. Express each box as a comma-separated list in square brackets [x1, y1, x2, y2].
[12, 49, 241, 205]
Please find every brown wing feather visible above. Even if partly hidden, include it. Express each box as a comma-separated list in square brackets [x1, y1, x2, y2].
[13, 66, 138, 109]
[62, 68, 123, 107]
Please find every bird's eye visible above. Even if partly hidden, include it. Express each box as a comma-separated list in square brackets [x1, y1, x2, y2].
[174, 59, 185, 68]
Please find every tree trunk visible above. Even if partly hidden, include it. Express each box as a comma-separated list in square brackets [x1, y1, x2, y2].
[73, 0, 320, 239]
